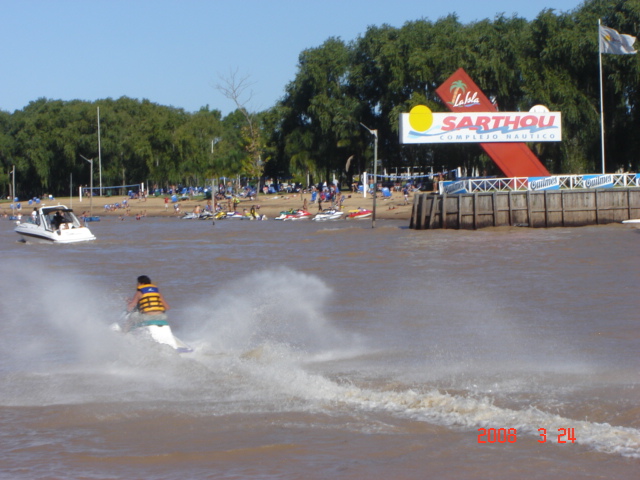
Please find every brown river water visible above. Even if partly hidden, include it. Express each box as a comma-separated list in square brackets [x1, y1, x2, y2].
[1, 216, 639, 479]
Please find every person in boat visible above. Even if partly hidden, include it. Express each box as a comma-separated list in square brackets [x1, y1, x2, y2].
[125, 275, 170, 332]
[51, 210, 65, 230]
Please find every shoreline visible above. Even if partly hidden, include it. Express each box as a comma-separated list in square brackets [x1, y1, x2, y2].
[4, 190, 416, 222]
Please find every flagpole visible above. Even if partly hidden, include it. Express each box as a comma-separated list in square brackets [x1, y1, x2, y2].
[598, 19, 606, 174]
[97, 107, 103, 196]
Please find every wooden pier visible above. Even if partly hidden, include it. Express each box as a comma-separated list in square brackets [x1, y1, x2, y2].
[410, 188, 640, 230]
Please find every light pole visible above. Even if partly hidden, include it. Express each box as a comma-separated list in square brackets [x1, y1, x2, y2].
[211, 137, 220, 214]
[97, 107, 103, 196]
[360, 123, 378, 228]
[10, 164, 15, 202]
[80, 155, 93, 217]
[9, 165, 16, 216]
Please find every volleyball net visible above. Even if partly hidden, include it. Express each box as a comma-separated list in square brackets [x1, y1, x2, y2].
[78, 183, 145, 200]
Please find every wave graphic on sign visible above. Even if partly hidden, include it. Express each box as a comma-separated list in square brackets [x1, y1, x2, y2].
[409, 124, 560, 137]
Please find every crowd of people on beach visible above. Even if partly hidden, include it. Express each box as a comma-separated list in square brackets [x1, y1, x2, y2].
[1, 177, 424, 223]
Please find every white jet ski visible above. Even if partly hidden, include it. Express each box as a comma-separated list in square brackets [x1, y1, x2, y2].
[312, 208, 345, 221]
[112, 313, 193, 353]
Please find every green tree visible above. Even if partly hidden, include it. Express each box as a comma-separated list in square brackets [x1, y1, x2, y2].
[279, 37, 360, 185]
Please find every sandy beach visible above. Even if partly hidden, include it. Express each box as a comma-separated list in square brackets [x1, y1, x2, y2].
[20, 190, 417, 222]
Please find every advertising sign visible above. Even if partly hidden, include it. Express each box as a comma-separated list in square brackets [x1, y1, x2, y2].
[442, 181, 468, 194]
[583, 174, 614, 189]
[432, 68, 551, 178]
[528, 176, 560, 191]
[399, 109, 562, 144]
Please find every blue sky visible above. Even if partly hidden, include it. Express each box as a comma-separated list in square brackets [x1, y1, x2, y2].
[1, 0, 585, 115]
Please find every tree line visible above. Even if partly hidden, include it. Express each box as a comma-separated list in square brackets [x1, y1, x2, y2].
[1, 0, 638, 199]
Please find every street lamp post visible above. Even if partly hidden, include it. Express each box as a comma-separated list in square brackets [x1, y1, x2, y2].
[80, 155, 94, 217]
[211, 137, 220, 216]
[97, 107, 103, 196]
[9, 165, 16, 217]
[360, 123, 378, 228]
[10, 164, 15, 202]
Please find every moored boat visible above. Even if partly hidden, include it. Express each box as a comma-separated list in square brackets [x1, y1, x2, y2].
[275, 209, 312, 220]
[347, 208, 373, 219]
[15, 205, 96, 243]
[182, 210, 214, 220]
[312, 209, 345, 221]
[220, 211, 251, 220]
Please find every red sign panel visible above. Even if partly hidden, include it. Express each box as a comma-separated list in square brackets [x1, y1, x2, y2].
[435, 68, 550, 177]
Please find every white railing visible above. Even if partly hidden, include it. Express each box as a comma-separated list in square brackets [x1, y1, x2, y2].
[442, 173, 640, 194]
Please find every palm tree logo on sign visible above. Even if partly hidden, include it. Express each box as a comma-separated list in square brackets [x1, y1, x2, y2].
[448, 80, 480, 108]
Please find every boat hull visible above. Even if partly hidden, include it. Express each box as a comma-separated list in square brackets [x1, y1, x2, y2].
[15, 223, 96, 243]
[275, 209, 313, 220]
[347, 209, 373, 219]
[312, 210, 345, 221]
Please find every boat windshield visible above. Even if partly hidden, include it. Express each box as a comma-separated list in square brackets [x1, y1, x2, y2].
[47, 210, 80, 229]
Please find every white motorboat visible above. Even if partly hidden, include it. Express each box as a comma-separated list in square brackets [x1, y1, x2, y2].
[111, 314, 193, 353]
[15, 205, 96, 244]
[312, 209, 345, 221]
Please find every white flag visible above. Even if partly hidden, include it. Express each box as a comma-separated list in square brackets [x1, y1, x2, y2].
[599, 24, 637, 55]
